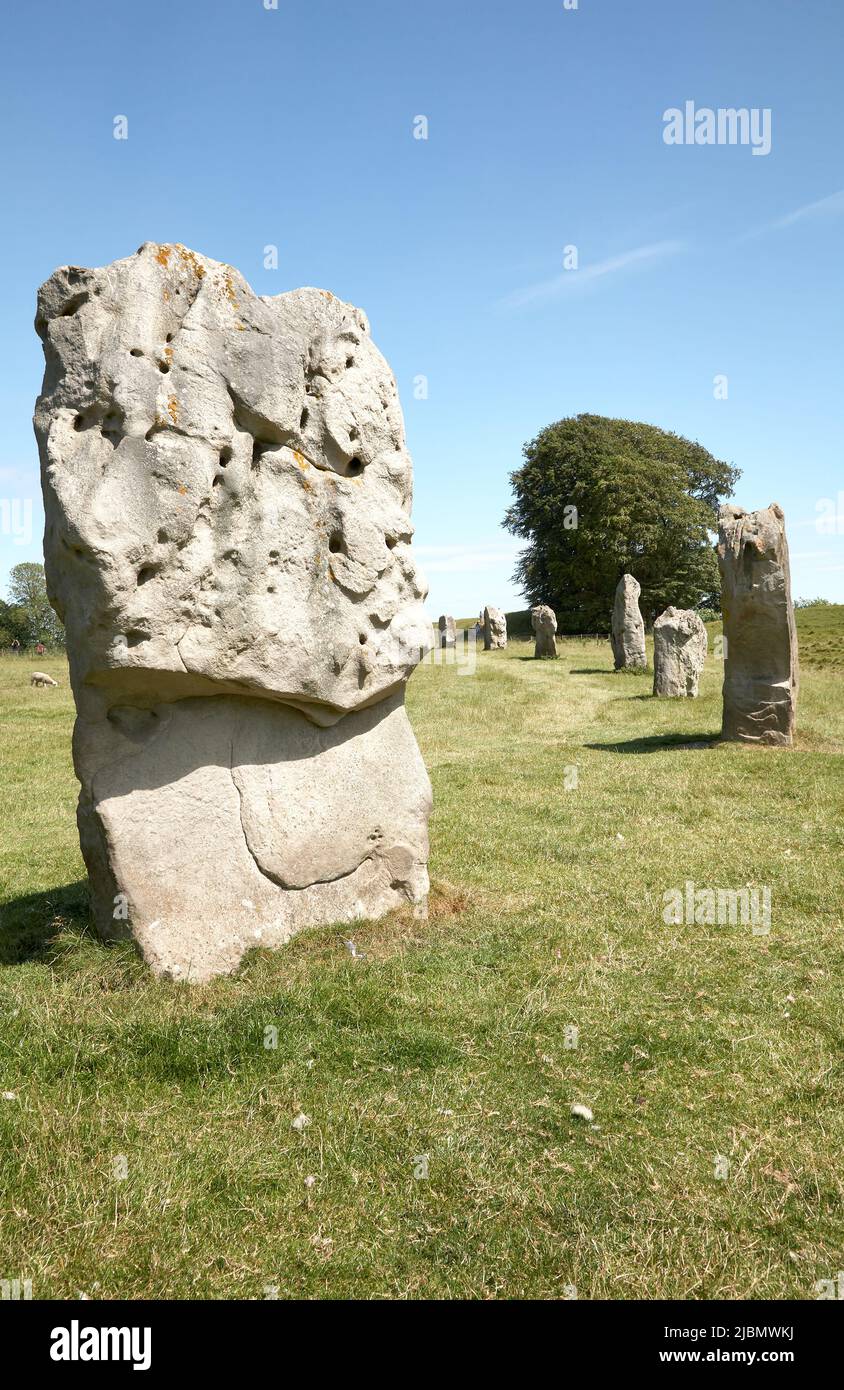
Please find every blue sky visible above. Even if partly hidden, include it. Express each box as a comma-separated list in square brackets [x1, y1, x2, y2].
[2, 0, 843, 618]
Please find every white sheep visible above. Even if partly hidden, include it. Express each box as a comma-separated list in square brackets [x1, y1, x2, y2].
[31, 671, 58, 688]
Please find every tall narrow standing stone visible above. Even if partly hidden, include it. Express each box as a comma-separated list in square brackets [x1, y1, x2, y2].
[438, 614, 456, 648]
[611, 574, 646, 670]
[717, 503, 798, 746]
[483, 605, 507, 650]
[34, 243, 433, 980]
[532, 604, 558, 658]
[653, 607, 707, 697]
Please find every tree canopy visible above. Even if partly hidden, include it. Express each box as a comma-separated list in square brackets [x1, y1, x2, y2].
[6, 562, 65, 645]
[503, 414, 740, 631]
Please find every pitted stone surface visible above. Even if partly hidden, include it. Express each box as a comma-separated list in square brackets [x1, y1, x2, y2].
[611, 574, 646, 670]
[717, 503, 798, 746]
[653, 607, 707, 698]
[35, 244, 432, 979]
[483, 606, 507, 650]
[532, 604, 558, 658]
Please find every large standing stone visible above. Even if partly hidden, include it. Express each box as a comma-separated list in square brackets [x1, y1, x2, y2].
[483, 605, 507, 650]
[438, 614, 456, 648]
[717, 503, 798, 746]
[34, 243, 433, 980]
[531, 604, 558, 658]
[611, 574, 646, 670]
[653, 607, 707, 697]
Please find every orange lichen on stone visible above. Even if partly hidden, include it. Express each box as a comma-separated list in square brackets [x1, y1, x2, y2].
[164, 346, 173, 362]
[293, 450, 309, 471]
[177, 245, 205, 280]
[177, 484, 188, 496]
[155, 245, 172, 267]
[167, 396, 179, 425]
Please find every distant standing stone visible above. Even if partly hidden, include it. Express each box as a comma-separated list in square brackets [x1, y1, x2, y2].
[717, 503, 798, 746]
[483, 605, 507, 650]
[653, 607, 707, 697]
[438, 614, 456, 648]
[531, 604, 558, 658]
[611, 574, 646, 670]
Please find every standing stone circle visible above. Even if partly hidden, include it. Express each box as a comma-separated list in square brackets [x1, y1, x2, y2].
[438, 614, 457, 648]
[34, 243, 433, 981]
[653, 607, 707, 698]
[483, 605, 507, 650]
[531, 604, 558, 658]
[717, 503, 798, 746]
[611, 574, 646, 670]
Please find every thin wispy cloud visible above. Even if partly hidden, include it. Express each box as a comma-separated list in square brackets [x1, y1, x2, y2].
[416, 540, 521, 575]
[500, 240, 686, 310]
[738, 188, 844, 243]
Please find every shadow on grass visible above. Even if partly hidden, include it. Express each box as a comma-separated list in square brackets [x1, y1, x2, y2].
[570, 667, 615, 675]
[586, 732, 719, 754]
[0, 879, 91, 964]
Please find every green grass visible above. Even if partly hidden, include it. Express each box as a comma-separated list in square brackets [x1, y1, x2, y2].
[1, 611, 843, 1300]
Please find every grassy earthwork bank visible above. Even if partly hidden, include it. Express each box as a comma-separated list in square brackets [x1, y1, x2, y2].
[0, 609, 843, 1299]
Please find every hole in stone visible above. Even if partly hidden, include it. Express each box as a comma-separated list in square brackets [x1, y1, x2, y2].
[346, 457, 364, 476]
[219, 447, 233, 468]
[101, 412, 124, 448]
[165, 333, 174, 343]
[130, 348, 143, 358]
[158, 362, 170, 374]
[328, 532, 344, 554]
[125, 630, 149, 648]
[212, 473, 224, 487]
[251, 440, 263, 467]
[58, 291, 89, 318]
[300, 407, 309, 429]
[359, 633, 367, 644]
[137, 565, 157, 585]
[346, 356, 354, 368]
[157, 529, 169, 543]
[73, 415, 85, 432]
[385, 535, 397, 549]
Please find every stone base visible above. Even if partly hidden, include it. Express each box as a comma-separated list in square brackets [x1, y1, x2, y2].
[76, 691, 431, 981]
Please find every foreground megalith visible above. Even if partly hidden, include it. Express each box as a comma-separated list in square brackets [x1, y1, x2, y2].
[482, 605, 507, 650]
[653, 607, 707, 697]
[717, 503, 798, 746]
[611, 574, 646, 670]
[34, 243, 433, 980]
[531, 604, 558, 658]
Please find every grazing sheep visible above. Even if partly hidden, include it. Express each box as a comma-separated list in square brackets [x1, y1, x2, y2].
[31, 671, 58, 688]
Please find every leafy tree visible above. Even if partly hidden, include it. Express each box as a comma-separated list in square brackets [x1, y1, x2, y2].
[503, 414, 740, 631]
[0, 599, 30, 648]
[6, 562, 65, 646]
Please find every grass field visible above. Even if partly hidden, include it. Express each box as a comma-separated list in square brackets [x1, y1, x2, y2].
[1, 609, 843, 1300]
